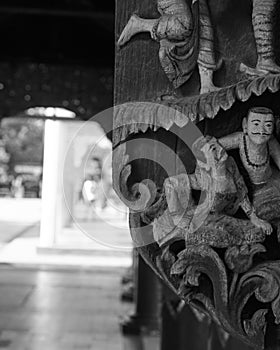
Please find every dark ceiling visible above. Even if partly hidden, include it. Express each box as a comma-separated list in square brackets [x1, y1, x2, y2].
[0, 0, 112, 11]
[0, 1, 115, 66]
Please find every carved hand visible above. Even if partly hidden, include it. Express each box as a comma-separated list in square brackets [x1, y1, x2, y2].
[250, 213, 273, 235]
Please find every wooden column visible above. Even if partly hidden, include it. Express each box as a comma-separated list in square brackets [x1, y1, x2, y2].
[121, 253, 161, 348]
[160, 287, 253, 350]
[114, 0, 205, 349]
[265, 314, 280, 350]
[161, 289, 209, 350]
[115, 0, 169, 347]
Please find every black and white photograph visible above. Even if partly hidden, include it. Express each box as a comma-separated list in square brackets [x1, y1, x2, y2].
[0, 0, 279, 349]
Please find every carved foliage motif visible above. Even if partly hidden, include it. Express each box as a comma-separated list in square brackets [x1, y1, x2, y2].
[166, 243, 280, 349]
[113, 111, 280, 348]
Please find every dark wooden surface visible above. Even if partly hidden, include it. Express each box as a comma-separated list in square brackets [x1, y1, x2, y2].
[114, 0, 173, 105]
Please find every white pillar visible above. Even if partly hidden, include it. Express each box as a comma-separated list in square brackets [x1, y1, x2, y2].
[61, 123, 75, 228]
[39, 120, 64, 247]
[39, 119, 76, 248]
[39, 119, 110, 248]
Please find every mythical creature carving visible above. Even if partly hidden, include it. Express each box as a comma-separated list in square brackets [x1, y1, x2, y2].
[148, 114, 280, 348]
[152, 136, 272, 248]
[123, 117, 280, 348]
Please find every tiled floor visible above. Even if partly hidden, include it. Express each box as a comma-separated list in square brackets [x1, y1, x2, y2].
[0, 198, 41, 249]
[0, 266, 133, 350]
[0, 198, 132, 268]
[0, 198, 133, 349]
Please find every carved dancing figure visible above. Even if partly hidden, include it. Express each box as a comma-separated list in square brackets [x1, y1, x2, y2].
[152, 136, 272, 248]
[118, 0, 220, 94]
[240, 0, 280, 76]
[219, 107, 280, 222]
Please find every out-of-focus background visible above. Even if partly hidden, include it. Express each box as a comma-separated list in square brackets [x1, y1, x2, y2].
[0, 2, 135, 349]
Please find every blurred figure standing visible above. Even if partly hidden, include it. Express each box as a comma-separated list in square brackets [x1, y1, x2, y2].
[12, 175, 24, 198]
[81, 157, 103, 219]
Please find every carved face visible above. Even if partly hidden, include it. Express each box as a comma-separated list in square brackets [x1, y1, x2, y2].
[244, 112, 274, 145]
[201, 139, 228, 171]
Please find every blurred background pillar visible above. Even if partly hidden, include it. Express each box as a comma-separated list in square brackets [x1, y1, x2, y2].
[39, 120, 74, 248]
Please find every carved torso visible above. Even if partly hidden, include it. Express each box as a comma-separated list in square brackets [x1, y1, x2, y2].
[220, 131, 277, 185]
[239, 134, 272, 185]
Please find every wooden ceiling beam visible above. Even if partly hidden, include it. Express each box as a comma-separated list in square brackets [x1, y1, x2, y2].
[0, 6, 114, 20]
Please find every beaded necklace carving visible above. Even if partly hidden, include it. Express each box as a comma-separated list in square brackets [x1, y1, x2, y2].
[243, 134, 269, 168]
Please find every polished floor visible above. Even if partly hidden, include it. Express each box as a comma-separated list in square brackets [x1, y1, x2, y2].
[0, 266, 132, 350]
[0, 198, 132, 349]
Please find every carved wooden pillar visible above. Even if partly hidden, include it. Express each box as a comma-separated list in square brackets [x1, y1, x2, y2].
[161, 288, 210, 350]
[265, 316, 280, 350]
[115, 0, 164, 347]
[114, 0, 280, 349]
[121, 252, 161, 337]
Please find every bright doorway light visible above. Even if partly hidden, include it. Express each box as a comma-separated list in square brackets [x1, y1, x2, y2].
[26, 107, 76, 119]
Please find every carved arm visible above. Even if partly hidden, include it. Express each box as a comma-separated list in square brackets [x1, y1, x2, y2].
[240, 196, 272, 235]
[269, 136, 280, 171]
[218, 132, 242, 150]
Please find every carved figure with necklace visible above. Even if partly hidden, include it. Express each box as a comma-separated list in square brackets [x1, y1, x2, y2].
[219, 107, 280, 222]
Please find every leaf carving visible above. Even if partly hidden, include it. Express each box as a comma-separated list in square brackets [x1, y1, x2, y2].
[171, 245, 228, 306]
[244, 309, 268, 338]
[225, 244, 266, 273]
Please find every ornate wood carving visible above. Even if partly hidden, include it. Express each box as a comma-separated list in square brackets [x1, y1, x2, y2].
[114, 0, 280, 348]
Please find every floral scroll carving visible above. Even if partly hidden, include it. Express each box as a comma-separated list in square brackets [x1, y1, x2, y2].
[169, 244, 280, 349]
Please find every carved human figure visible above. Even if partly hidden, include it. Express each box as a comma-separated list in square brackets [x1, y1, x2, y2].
[241, 0, 280, 76]
[152, 136, 272, 248]
[118, 0, 280, 94]
[118, 0, 220, 94]
[219, 107, 280, 222]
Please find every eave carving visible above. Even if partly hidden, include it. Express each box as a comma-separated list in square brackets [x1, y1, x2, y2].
[114, 0, 280, 348]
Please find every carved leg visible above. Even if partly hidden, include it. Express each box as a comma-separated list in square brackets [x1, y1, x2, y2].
[197, 0, 220, 93]
[254, 0, 280, 74]
[118, 15, 158, 47]
[241, 0, 280, 76]
[198, 64, 220, 94]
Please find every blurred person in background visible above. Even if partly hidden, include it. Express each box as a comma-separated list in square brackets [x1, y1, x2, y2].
[81, 157, 103, 219]
[12, 175, 24, 198]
